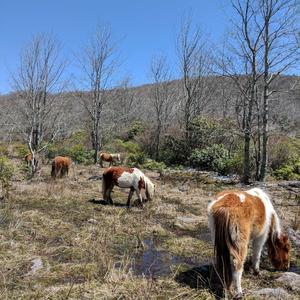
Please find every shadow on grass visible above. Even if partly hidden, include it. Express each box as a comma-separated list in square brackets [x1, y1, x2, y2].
[175, 263, 224, 299]
[88, 198, 127, 207]
[88, 198, 144, 208]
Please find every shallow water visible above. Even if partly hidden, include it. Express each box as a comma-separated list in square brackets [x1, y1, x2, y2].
[131, 237, 300, 278]
[132, 238, 206, 277]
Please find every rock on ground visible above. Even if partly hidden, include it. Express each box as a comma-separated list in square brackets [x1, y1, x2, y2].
[250, 287, 293, 299]
[276, 272, 300, 292]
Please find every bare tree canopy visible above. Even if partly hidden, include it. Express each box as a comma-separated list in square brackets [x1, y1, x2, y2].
[10, 33, 67, 173]
[149, 55, 175, 159]
[218, 0, 300, 183]
[77, 26, 119, 163]
[176, 16, 215, 142]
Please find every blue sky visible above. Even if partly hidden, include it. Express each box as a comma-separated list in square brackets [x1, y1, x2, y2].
[0, 0, 232, 93]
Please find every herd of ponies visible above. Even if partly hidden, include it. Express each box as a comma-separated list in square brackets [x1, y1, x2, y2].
[23, 151, 291, 298]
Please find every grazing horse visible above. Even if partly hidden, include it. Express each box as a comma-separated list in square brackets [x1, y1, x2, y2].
[24, 153, 38, 172]
[51, 156, 73, 178]
[102, 166, 155, 207]
[208, 188, 291, 298]
[99, 152, 121, 167]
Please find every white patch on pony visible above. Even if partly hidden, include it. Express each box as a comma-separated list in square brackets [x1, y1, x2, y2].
[117, 171, 135, 188]
[246, 188, 280, 235]
[116, 168, 144, 190]
[236, 193, 246, 202]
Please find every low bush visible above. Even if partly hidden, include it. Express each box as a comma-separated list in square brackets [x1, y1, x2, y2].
[274, 159, 300, 180]
[160, 136, 189, 166]
[126, 120, 145, 141]
[126, 152, 147, 167]
[114, 139, 142, 155]
[269, 136, 300, 170]
[189, 144, 233, 175]
[47, 144, 93, 164]
[45, 131, 93, 164]
[142, 159, 166, 172]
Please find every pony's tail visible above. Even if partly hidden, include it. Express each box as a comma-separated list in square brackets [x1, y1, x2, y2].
[145, 177, 154, 201]
[214, 209, 238, 290]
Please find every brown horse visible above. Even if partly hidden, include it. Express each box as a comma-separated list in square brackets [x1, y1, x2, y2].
[51, 156, 73, 178]
[99, 152, 121, 167]
[24, 153, 38, 171]
[208, 188, 291, 297]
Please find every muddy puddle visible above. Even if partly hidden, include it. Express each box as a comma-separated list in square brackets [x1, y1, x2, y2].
[129, 236, 300, 278]
[131, 238, 209, 278]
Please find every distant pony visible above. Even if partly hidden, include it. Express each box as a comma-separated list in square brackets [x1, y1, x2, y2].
[51, 156, 73, 178]
[208, 188, 291, 298]
[102, 166, 155, 207]
[24, 153, 38, 172]
[99, 152, 121, 167]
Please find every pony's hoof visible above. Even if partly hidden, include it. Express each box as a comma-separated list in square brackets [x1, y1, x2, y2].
[253, 269, 260, 276]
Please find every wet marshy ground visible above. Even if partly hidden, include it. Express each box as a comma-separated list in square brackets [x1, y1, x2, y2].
[132, 238, 201, 277]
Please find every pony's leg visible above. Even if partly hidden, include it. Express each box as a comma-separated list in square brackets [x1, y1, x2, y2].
[107, 184, 114, 204]
[126, 188, 134, 207]
[136, 189, 143, 207]
[252, 233, 268, 275]
[59, 166, 63, 178]
[231, 242, 248, 297]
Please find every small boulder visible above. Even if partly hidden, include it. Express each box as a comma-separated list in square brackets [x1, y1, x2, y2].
[251, 288, 292, 299]
[173, 216, 201, 231]
[276, 272, 300, 292]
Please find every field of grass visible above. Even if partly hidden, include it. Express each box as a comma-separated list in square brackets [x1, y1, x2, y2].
[0, 161, 299, 299]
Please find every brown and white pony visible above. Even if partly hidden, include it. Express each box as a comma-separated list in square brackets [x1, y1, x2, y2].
[102, 166, 155, 207]
[99, 152, 121, 167]
[208, 188, 291, 297]
[24, 153, 38, 172]
[51, 156, 73, 178]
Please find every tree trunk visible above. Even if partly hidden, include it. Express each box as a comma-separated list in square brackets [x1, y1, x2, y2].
[242, 132, 251, 184]
[259, 14, 270, 182]
[259, 85, 269, 181]
[155, 121, 161, 160]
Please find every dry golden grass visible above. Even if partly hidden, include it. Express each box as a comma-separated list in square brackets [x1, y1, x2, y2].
[0, 161, 299, 299]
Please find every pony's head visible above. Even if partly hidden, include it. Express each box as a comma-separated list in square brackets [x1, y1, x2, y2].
[268, 233, 291, 271]
[145, 177, 155, 200]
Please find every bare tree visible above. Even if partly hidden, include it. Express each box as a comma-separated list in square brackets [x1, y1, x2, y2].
[176, 17, 215, 144]
[78, 26, 118, 163]
[11, 34, 66, 173]
[219, 0, 299, 182]
[149, 55, 175, 160]
[257, 0, 300, 180]
[219, 0, 264, 183]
